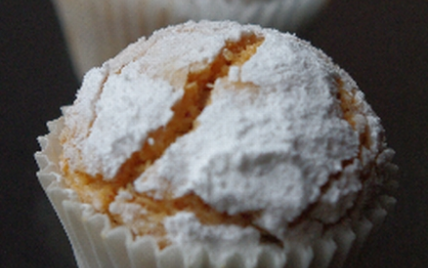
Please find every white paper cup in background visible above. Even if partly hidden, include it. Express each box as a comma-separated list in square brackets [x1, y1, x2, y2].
[51, 0, 330, 78]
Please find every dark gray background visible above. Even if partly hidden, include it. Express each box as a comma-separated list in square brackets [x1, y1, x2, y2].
[1, 0, 427, 267]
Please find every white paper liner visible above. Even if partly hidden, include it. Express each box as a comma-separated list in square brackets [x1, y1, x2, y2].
[35, 118, 396, 268]
[51, 0, 330, 78]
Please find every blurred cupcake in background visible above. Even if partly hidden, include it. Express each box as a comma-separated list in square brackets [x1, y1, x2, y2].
[51, 0, 330, 78]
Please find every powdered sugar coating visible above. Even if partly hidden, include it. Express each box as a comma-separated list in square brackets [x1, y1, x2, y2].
[134, 23, 377, 240]
[84, 72, 181, 179]
[62, 21, 260, 179]
[61, 21, 392, 247]
[164, 212, 263, 267]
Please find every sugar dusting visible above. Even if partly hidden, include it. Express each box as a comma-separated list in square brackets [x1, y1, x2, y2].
[164, 212, 262, 267]
[61, 21, 393, 249]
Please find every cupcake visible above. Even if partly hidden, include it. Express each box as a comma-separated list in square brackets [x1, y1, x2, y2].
[36, 21, 397, 268]
[51, 0, 330, 78]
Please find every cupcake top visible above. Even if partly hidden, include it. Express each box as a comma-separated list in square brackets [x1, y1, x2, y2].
[59, 21, 394, 263]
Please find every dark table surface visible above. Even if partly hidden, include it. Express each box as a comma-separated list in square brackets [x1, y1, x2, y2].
[1, 0, 427, 267]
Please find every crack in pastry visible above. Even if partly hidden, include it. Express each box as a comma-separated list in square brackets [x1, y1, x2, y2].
[61, 34, 266, 248]
[336, 78, 372, 150]
[114, 34, 264, 185]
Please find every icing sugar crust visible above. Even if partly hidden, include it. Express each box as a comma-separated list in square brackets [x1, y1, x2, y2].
[60, 21, 391, 247]
[61, 21, 261, 178]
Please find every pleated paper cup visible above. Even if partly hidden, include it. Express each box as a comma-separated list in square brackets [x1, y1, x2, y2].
[35, 118, 396, 268]
[51, 0, 330, 78]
